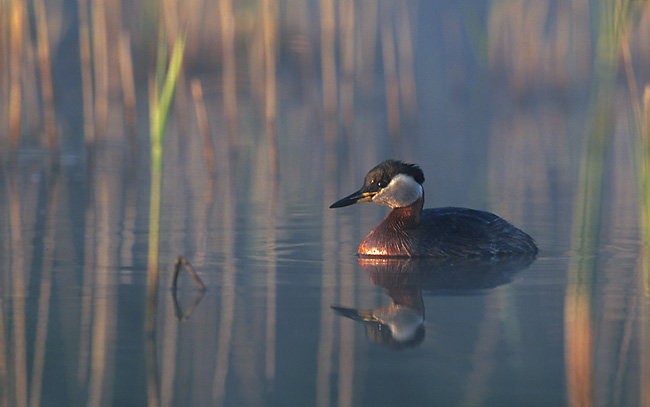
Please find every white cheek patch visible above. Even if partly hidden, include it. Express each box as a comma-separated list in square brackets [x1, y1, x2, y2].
[372, 174, 422, 208]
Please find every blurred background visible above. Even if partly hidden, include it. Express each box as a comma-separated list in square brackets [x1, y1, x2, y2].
[1, 0, 650, 406]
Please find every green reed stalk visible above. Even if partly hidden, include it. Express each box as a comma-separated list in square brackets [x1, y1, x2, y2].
[619, 3, 650, 298]
[630, 82, 650, 298]
[565, 2, 632, 405]
[569, 0, 631, 287]
[150, 33, 185, 174]
[146, 30, 186, 335]
[641, 87, 650, 240]
[641, 85, 650, 406]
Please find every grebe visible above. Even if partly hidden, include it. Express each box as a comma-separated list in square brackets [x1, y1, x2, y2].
[330, 160, 538, 258]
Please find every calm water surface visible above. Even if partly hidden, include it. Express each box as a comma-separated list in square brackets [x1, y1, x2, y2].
[0, 144, 646, 406]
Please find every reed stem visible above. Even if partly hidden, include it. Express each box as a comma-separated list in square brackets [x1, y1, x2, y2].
[263, 0, 278, 177]
[33, 0, 58, 161]
[119, 32, 137, 151]
[92, 0, 108, 140]
[380, 2, 400, 144]
[219, 0, 239, 142]
[9, 0, 25, 151]
[146, 30, 186, 335]
[190, 79, 216, 176]
[77, 0, 95, 158]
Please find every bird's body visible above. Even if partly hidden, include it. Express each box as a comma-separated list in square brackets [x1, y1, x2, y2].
[359, 203, 537, 257]
[330, 160, 537, 258]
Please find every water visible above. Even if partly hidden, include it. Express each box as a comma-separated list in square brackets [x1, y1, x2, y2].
[1, 143, 646, 406]
[2, 1, 650, 406]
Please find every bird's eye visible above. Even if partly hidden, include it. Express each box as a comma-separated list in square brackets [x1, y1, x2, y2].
[377, 180, 387, 188]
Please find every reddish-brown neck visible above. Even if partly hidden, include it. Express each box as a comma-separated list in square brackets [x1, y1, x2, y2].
[383, 196, 424, 230]
[358, 196, 425, 257]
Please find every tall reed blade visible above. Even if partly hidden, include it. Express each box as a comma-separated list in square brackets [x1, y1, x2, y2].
[150, 33, 186, 168]
[146, 31, 186, 335]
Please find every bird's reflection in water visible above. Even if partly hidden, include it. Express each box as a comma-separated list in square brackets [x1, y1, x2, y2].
[332, 256, 535, 349]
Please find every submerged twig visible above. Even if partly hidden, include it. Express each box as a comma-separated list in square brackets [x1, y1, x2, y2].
[171, 257, 206, 322]
[172, 289, 205, 322]
[172, 256, 206, 291]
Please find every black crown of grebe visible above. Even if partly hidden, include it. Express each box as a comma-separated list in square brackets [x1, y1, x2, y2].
[330, 160, 538, 258]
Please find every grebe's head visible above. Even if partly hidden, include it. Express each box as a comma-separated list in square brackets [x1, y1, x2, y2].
[331, 304, 425, 348]
[330, 160, 425, 209]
